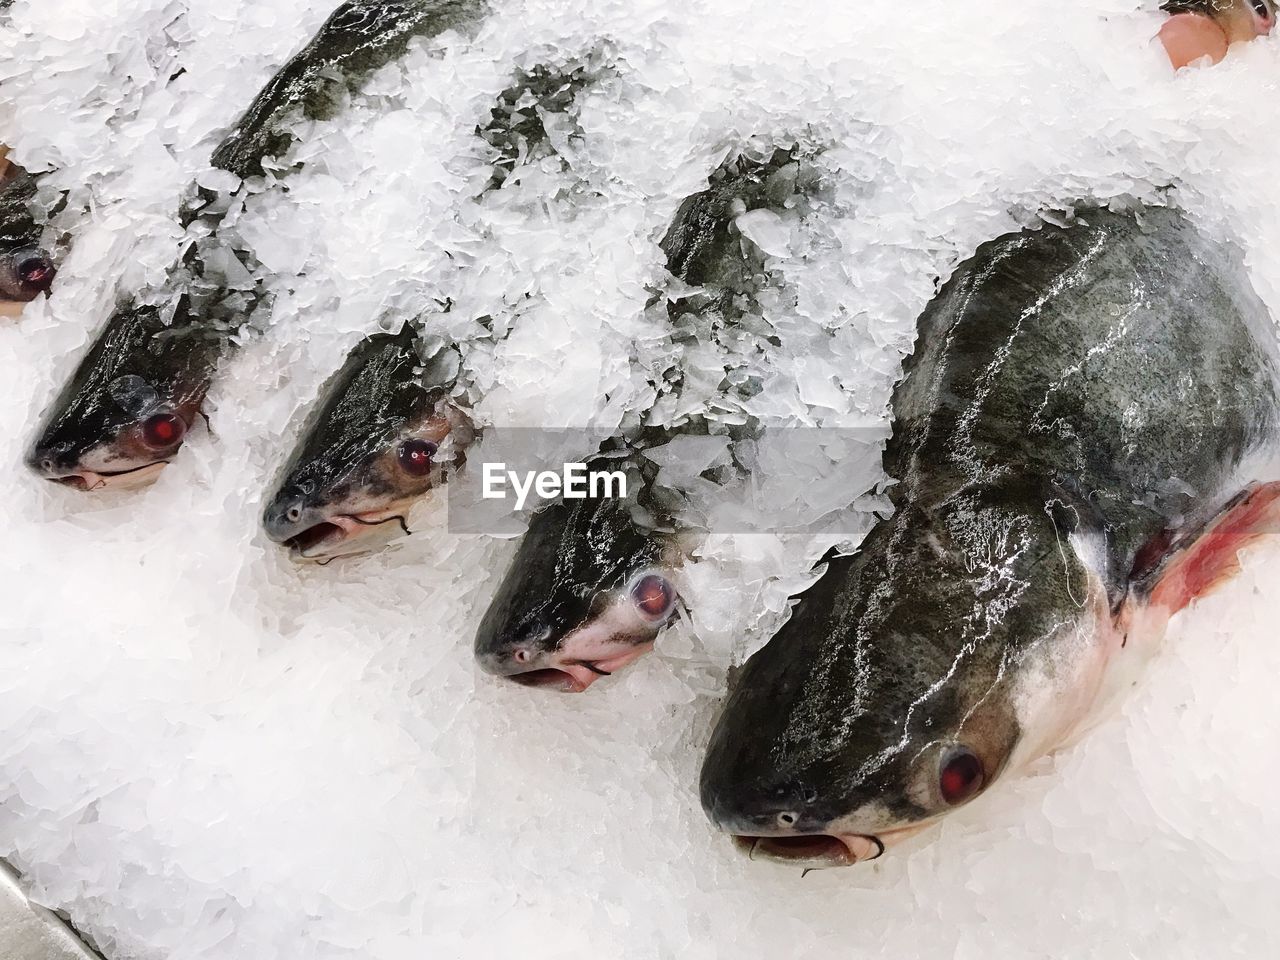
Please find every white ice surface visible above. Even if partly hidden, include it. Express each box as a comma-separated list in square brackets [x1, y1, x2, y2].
[1, 0, 1279, 957]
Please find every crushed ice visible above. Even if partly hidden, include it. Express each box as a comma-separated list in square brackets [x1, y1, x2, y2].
[0, 0, 1278, 957]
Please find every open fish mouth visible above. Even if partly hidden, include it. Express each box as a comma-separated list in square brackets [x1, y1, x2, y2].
[505, 660, 615, 694]
[507, 668, 594, 693]
[493, 645, 655, 694]
[732, 834, 885, 869]
[284, 512, 411, 561]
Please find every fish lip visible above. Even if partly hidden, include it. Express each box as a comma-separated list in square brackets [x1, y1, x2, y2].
[484, 645, 655, 693]
[731, 833, 884, 869]
[505, 668, 591, 693]
[283, 516, 359, 560]
[282, 511, 409, 561]
[38, 461, 170, 492]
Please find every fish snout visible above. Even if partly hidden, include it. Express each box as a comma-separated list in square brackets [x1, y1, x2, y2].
[262, 491, 313, 543]
[700, 773, 827, 837]
[475, 611, 655, 694]
[474, 624, 600, 694]
[262, 493, 342, 559]
[262, 489, 388, 561]
[701, 777, 885, 869]
[25, 438, 81, 481]
[473, 622, 580, 690]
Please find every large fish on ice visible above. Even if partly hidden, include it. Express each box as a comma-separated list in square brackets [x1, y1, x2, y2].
[700, 205, 1280, 868]
[25, 0, 487, 490]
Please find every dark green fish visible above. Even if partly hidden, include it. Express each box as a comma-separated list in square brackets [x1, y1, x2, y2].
[26, 0, 488, 490]
[474, 149, 806, 692]
[700, 206, 1280, 868]
[212, 0, 487, 180]
[262, 325, 472, 558]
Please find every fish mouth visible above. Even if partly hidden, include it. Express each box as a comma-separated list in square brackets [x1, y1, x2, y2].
[732, 834, 885, 869]
[41, 461, 170, 492]
[507, 668, 593, 693]
[283, 512, 411, 561]
[493, 645, 654, 694]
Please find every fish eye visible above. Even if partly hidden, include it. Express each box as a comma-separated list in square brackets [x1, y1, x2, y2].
[141, 413, 187, 449]
[938, 746, 986, 806]
[397, 438, 438, 477]
[630, 573, 677, 622]
[17, 253, 55, 293]
[1252, 0, 1275, 24]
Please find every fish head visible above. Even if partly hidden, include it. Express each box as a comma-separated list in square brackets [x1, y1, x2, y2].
[26, 305, 215, 491]
[262, 329, 471, 561]
[475, 494, 679, 693]
[701, 494, 1097, 868]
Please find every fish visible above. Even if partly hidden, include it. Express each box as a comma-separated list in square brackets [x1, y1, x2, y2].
[261, 54, 602, 561]
[262, 325, 472, 559]
[26, 0, 488, 490]
[699, 205, 1280, 869]
[474, 150, 806, 691]
[0, 165, 57, 310]
[473, 471, 683, 693]
[211, 0, 487, 181]
[23, 300, 221, 490]
[1159, 1, 1275, 69]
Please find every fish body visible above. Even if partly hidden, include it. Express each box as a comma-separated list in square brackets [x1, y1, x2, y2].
[474, 150, 805, 691]
[212, 0, 487, 180]
[27, 0, 488, 489]
[262, 325, 471, 558]
[700, 206, 1280, 868]
[0, 167, 56, 306]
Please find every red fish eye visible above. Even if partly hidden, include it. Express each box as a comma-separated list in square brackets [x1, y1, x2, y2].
[630, 574, 675, 621]
[18, 255, 55, 291]
[141, 413, 186, 449]
[939, 747, 985, 806]
[398, 438, 438, 476]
